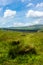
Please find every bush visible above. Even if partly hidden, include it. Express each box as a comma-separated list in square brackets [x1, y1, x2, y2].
[11, 40, 20, 46]
[18, 46, 37, 55]
[8, 44, 37, 59]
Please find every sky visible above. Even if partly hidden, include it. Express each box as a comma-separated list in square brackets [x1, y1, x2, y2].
[0, 0, 43, 27]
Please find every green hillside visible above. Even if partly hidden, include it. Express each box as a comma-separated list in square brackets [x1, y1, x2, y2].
[8, 24, 43, 30]
[0, 30, 43, 65]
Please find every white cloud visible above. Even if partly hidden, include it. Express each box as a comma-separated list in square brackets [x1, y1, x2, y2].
[0, 15, 43, 27]
[13, 19, 41, 27]
[3, 9, 16, 18]
[0, 8, 3, 12]
[27, 3, 34, 7]
[0, 0, 14, 6]
[13, 22, 34, 27]
[36, 3, 43, 8]
[21, 0, 31, 3]
[0, 8, 2, 11]
[13, 22, 28, 27]
[21, 0, 25, 2]
[0, 7, 3, 16]
[33, 19, 40, 24]
[26, 10, 43, 17]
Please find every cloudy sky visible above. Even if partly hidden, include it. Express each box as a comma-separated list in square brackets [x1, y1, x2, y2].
[0, 0, 43, 27]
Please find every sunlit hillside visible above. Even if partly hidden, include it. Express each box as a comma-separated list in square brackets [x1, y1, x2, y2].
[0, 30, 43, 65]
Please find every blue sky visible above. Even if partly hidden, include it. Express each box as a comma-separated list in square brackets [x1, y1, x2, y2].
[0, 0, 43, 27]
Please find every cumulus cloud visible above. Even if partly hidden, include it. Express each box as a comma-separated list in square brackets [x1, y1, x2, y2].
[26, 10, 43, 17]
[3, 9, 16, 18]
[27, 3, 34, 7]
[36, 3, 43, 7]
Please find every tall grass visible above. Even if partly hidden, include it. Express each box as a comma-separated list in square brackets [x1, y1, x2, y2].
[0, 30, 43, 65]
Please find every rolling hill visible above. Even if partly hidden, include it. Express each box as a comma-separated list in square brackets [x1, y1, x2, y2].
[0, 24, 43, 32]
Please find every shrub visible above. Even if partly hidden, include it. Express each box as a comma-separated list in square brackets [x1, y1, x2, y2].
[8, 44, 37, 59]
[11, 40, 20, 46]
[18, 46, 37, 55]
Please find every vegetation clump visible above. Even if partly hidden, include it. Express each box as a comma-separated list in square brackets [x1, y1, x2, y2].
[8, 43, 37, 59]
[18, 47, 37, 55]
[11, 40, 20, 46]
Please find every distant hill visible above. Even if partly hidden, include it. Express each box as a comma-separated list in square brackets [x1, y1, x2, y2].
[8, 24, 43, 31]
[0, 24, 43, 32]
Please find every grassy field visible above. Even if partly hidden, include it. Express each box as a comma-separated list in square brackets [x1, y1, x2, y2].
[0, 30, 43, 65]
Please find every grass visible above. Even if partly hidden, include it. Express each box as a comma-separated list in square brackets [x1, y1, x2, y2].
[0, 30, 43, 65]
